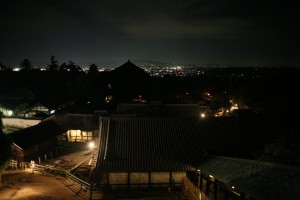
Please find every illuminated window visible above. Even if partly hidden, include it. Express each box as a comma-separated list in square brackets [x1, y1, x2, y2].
[67, 130, 94, 142]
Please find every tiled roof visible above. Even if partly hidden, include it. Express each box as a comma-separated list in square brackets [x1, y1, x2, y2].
[96, 117, 258, 172]
[197, 155, 300, 200]
[9, 120, 67, 149]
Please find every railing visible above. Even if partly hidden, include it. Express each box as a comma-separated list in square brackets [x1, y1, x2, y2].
[182, 177, 209, 200]
[4, 159, 100, 200]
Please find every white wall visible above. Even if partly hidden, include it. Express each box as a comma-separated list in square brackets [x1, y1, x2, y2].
[2, 117, 41, 129]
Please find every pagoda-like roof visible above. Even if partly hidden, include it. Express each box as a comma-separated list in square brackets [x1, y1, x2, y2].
[113, 60, 148, 76]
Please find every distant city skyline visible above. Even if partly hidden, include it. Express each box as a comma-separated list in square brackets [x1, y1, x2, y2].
[1, 0, 299, 67]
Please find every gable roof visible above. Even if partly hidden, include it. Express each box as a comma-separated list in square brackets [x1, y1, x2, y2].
[9, 120, 66, 149]
[112, 60, 148, 76]
[96, 117, 260, 172]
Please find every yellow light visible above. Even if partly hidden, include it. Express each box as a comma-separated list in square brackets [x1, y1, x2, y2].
[201, 113, 206, 118]
[232, 186, 235, 189]
[30, 160, 35, 168]
[88, 141, 95, 149]
[209, 175, 214, 178]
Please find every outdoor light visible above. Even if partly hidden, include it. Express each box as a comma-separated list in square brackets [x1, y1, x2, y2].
[30, 160, 35, 168]
[7, 110, 13, 116]
[200, 113, 206, 118]
[88, 141, 95, 149]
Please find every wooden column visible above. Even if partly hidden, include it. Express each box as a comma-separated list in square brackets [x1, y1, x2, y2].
[169, 172, 172, 188]
[199, 172, 203, 190]
[213, 179, 218, 200]
[148, 172, 152, 188]
[127, 172, 130, 188]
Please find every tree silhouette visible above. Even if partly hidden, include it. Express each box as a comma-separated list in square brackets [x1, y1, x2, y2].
[59, 62, 67, 71]
[59, 60, 82, 72]
[20, 58, 32, 71]
[0, 63, 6, 71]
[48, 55, 59, 71]
[88, 64, 98, 75]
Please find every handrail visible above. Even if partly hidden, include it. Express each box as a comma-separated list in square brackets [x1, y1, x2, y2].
[68, 153, 94, 172]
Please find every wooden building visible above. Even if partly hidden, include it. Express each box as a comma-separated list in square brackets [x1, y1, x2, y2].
[186, 155, 300, 200]
[94, 116, 260, 189]
[0, 87, 36, 117]
[55, 113, 99, 142]
[9, 120, 67, 162]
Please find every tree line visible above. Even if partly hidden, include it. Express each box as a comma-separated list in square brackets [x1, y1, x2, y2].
[0, 56, 98, 74]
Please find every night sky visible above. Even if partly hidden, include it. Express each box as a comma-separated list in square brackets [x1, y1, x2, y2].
[1, 0, 299, 67]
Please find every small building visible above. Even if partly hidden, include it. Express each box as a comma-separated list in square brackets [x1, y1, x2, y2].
[24, 102, 55, 117]
[9, 120, 67, 162]
[55, 112, 99, 142]
[0, 87, 36, 117]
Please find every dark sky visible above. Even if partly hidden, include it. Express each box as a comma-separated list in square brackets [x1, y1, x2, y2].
[1, 0, 299, 67]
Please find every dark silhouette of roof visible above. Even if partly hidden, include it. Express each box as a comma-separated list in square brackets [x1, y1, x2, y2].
[117, 103, 209, 117]
[112, 60, 148, 76]
[0, 87, 35, 100]
[0, 87, 37, 110]
[96, 117, 259, 172]
[55, 113, 99, 130]
[9, 120, 66, 149]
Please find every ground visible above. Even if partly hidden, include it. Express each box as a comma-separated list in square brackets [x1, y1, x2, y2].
[0, 144, 94, 200]
[0, 145, 185, 200]
[0, 172, 83, 200]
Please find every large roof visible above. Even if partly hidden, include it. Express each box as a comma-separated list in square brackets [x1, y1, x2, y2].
[112, 60, 148, 76]
[117, 103, 209, 117]
[197, 155, 300, 200]
[96, 117, 260, 172]
[9, 120, 67, 149]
